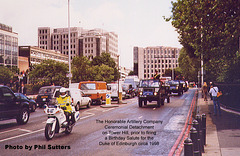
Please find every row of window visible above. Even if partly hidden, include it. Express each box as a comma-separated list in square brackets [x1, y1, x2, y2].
[144, 49, 179, 55]
[144, 59, 178, 64]
[144, 64, 178, 69]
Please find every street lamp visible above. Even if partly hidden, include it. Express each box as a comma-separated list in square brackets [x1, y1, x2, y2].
[68, 0, 72, 85]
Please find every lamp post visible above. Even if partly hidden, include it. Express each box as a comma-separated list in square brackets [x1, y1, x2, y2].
[68, 0, 72, 85]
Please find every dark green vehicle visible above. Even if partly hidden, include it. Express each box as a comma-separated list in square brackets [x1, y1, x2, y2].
[138, 79, 170, 107]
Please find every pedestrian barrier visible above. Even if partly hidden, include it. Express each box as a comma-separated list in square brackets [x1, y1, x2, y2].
[184, 138, 194, 156]
[184, 113, 207, 156]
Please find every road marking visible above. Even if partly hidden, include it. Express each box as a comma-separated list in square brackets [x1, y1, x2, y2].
[138, 116, 143, 119]
[0, 128, 20, 135]
[0, 128, 44, 143]
[19, 128, 32, 133]
[102, 108, 115, 112]
[80, 114, 95, 120]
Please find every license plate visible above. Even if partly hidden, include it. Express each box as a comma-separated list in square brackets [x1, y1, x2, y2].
[41, 96, 48, 98]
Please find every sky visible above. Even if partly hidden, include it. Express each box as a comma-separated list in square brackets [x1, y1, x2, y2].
[0, 0, 181, 69]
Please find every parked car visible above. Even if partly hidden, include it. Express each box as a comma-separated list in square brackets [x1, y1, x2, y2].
[0, 85, 30, 124]
[179, 80, 188, 92]
[168, 80, 184, 96]
[36, 86, 62, 108]
[54, 88, 92, 110]
[122, 83, 135, 98]
[14, 93, 37, 112]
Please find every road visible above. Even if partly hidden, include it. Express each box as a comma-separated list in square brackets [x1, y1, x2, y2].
[0, 89, 197, 156]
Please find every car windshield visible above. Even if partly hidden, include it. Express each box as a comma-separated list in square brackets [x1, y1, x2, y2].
[169, 80, 179, 85]
[38, 88, 55, 94]
[139, 80, 160, 87]
[80, 83, 96, 90]
[15, 93, 28, 100]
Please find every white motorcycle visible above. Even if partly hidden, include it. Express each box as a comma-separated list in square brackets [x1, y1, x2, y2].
[44, 104, 80, 140]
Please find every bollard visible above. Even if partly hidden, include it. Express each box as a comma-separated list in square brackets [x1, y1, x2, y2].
[192, 120, 202, 156]
[190, 127, 200, 156]
[196, 115, 204, 153]
[202, 114, 206, 145]
[184, 138, 194, 156]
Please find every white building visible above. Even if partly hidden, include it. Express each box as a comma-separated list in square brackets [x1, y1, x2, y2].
[0, 23, 18, 67]
[38, 27, 118, 64]
[134, 46, 181, 80]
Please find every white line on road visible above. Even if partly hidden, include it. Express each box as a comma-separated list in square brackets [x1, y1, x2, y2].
[0, 128, 44, 143]
[102, 108, 115, 112]
[19, 128, 32, 133]
[138, 116, 143, 119]
[0, 128, 20, 135]
[80, 114, 95, 120]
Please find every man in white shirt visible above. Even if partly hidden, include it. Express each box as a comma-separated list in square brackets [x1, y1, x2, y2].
[209, 83, 221, 116]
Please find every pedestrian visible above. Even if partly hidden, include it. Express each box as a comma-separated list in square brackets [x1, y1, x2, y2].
[20, 83, 27, 95]
[153, 70, 160, 80]
[15, 79, 20, 93]
[209, 83, 221, 116]
[202, 82, 208, 101]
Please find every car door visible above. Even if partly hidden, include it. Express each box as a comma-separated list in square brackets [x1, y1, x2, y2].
[0, 87, 19, 118]
[80, 91, 87, 106]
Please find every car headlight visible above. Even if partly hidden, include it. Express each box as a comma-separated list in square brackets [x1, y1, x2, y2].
[139, 92, 143, 95]
[154, 92, 157, 96]
[176, 86, 178, 90]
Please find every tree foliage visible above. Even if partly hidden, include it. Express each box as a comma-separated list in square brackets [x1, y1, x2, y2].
[167, 0, 240, 82]
[29, 59, 68, 87]
[72, 52, 119, 83]
[0, 66, 14, 85]
[178, 48, 199, 82]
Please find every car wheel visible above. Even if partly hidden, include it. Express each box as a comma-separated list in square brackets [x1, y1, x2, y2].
[87, 101, 91, 108]
[31, 104, 37, 112]
[138, 99, 142, 107]
[75, 103, 80, 111]
[157, 99, 161, 107]
[16, 108, 30, 125]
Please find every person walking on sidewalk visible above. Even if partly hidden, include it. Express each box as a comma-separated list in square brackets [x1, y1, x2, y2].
[202, 82, 208, 101]
[209, 83, 221, 116]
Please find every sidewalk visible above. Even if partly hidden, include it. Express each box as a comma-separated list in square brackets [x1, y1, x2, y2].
[197, 90, 240, 156]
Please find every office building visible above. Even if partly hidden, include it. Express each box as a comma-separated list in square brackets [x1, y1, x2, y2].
[134, 46, 181, 80]
[19, 46, 68, 72]
[0, 23, 18, 67]
[38, 27, 118, 64]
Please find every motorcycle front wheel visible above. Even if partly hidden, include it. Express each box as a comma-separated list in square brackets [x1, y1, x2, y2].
[65, 121, 73, 134]
[45, 123, 55, 140]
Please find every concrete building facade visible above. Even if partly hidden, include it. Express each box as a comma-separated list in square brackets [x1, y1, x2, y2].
[19, 46, 68, 72]
[38, 27, 118, 64]
[0, 23, 18, 67]
[134, 46, 181, 80]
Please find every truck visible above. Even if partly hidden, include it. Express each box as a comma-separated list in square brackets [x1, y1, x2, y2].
[138, 79, 170, 107]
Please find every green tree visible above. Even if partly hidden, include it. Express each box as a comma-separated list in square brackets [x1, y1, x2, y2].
[0, 66, 14, 84]
[29, 59, 68, 87]
[91, 52, 116, 68]
[71, 56, 92, 82]
[178, 48, 199, 82]
[167, 0, 240, 82]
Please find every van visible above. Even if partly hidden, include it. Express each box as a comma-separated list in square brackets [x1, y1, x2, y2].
[54, 88, 92, 111]
[107, 83, 124, 101]
[79, 81, 107, 105]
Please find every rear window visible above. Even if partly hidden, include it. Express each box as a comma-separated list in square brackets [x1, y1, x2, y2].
[39, 88, 54, 94]
[80, 83, 96, 90]
[169, 81, 179, 85]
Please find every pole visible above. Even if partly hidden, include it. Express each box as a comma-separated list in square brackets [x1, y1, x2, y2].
[68, 0, 71, 85]
[117, 55, 120, 103]
[201, 54, 203, 88]
[172, 50, 174, 80]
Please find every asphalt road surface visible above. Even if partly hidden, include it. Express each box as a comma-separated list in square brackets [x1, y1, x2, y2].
[0, 89, 197, 156]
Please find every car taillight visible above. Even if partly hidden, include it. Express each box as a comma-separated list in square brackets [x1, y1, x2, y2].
[72, 98, 74, 103]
